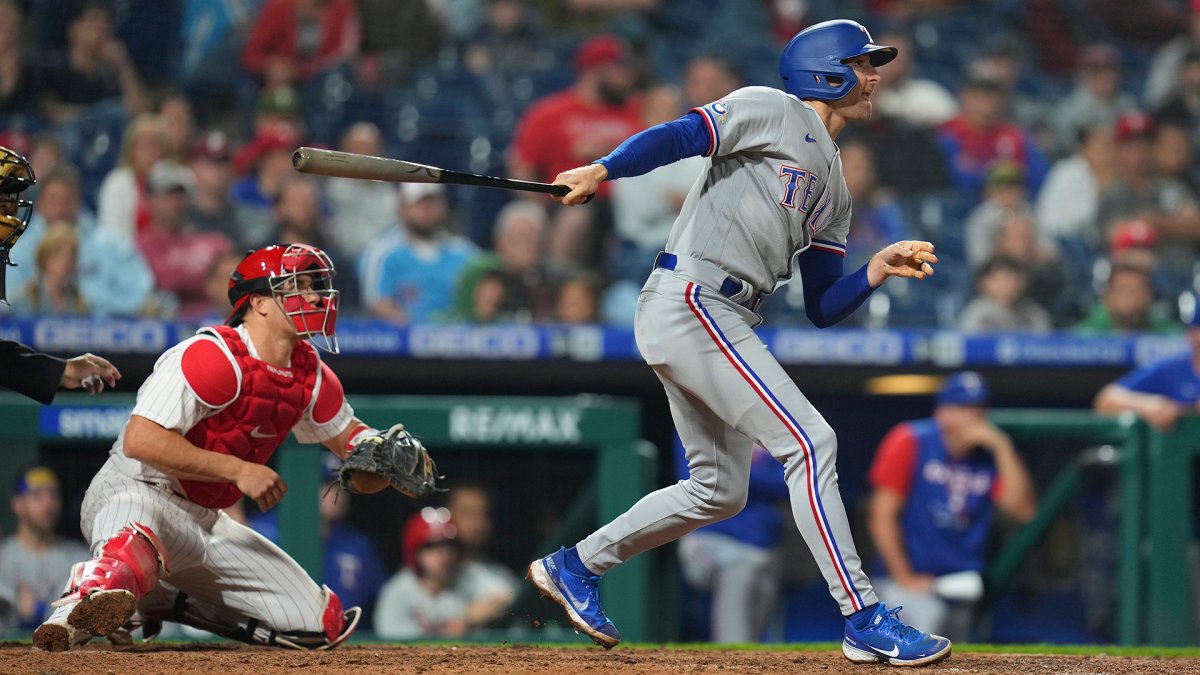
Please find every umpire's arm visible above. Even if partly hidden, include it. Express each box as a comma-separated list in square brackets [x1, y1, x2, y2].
[0, 339, 66, 404]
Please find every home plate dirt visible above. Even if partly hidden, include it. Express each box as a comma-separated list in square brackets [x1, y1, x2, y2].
[0, 643, 1195, 674]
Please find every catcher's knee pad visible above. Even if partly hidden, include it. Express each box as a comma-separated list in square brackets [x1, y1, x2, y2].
[66, 522, 169, 603]
[273, 586, 361, 650]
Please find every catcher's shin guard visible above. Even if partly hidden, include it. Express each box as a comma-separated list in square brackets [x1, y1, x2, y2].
[163, 584, 361, 650]
[64, 522, 169, 602]
[34, 523, 168, 651]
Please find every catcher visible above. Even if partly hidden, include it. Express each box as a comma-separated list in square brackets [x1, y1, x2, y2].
[33, 243, 440, 652]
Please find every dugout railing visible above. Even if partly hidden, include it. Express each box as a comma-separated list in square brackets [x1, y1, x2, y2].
[0, 392, 656, 642]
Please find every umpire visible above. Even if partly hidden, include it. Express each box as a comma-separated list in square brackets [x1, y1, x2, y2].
[0, 145, 120, 404]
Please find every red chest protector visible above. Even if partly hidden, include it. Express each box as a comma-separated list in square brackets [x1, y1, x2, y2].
[179, 325, 319, 509]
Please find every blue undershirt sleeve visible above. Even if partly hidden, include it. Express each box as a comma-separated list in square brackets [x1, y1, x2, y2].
[595, 111, 710, 180]
[797, 248, 877, 328]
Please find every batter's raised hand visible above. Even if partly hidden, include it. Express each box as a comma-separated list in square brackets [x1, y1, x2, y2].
[237, 463, 288, 511]
[867, 240, 938, 287]
[552, 163, 607, 206]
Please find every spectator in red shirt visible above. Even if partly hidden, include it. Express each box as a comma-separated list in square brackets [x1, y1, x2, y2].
[936, 65, 1049, 201]
[508, 34, 642, 196]
[241, 0, 361, 89]
[137, 161, 234, 317]
[508, 34, 643, 271]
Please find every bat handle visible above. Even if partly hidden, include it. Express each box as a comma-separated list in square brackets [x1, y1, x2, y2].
[545, 183, 595, 204]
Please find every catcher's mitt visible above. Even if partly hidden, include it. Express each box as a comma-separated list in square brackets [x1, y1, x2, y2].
[339, 424, 443, 498]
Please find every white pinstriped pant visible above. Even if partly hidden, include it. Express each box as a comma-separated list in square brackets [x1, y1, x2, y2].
[79, 459, 329, 634]
[576, 270, 878, 615]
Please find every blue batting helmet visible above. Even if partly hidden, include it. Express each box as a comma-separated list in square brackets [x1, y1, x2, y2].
[779, 20, 897, 101]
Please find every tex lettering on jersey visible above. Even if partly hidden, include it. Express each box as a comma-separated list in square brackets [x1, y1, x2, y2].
[778, 164, 818, 212]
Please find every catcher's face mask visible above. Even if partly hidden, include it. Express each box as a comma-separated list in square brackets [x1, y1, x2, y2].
[0, 145, 36, 304]
[226, 244, 341, 353]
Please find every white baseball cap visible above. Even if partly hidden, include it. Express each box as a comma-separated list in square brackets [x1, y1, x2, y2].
[400, 182, 445, 203]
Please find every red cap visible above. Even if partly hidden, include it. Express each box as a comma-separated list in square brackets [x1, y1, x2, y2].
[1114, 112, 1153, 142]
[1110, 219, 1158, 252]
[574, 35, 630, 72]
[232, 122, 300, 174]
[192, 130, 231, 163]
[402, 507, 458, 569]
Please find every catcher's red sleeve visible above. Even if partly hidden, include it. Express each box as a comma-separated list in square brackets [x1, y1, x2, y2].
[312, 362, 344, 425]
[867, 423, 918, 497]
[180, 339, 238, 408]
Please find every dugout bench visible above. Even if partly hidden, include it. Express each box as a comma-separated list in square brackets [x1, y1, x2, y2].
[0, 393, 656, 642]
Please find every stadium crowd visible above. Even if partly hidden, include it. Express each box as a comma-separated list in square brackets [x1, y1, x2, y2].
[0, 0, 1197, 334]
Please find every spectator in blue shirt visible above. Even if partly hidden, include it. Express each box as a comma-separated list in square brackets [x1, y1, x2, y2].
[361, 183, 476, 325]
[3, 166, 153, 316]
[1094, 311, 1200, 431]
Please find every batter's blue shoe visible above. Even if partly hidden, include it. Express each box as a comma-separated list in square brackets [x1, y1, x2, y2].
[526, 547, 621, 648]
[842, 603, 952, 667]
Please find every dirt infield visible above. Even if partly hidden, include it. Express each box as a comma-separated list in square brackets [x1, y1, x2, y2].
[2, 643, 1198, 674]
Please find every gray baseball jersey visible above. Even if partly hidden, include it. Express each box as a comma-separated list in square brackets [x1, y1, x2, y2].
[668, 86, 851, 293]
[575, 86, 877, 617]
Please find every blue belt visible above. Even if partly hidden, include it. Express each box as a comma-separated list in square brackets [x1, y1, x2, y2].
[653, 252, 763, 311]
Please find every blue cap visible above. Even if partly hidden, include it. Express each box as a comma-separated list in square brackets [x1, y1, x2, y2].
[937, 371, 989, 407]
[14, 466, 58, 495]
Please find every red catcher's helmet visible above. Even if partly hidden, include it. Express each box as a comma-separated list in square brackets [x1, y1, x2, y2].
[226, 243, 340, 352]
[402, 507, 458, 569]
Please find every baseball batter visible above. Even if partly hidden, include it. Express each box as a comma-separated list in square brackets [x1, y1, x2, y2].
[527, 20, 952, 666]
[33, 243, 434, 652]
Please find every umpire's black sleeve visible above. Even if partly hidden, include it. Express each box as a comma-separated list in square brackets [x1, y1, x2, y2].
[0, 338, 65, 405]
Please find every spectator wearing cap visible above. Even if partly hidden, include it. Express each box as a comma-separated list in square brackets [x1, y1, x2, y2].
[1075, 263, 1181, 336]
[958, 255, 1052, 333]
[2, 165, 154, 317]
[936, 63, 1049, 201]
[964, 162, 1051, 272]
[867, 372, 1036, 643]
[253, 84, 305, 138]
[188, 130, 263, 249]
[0, 467, 90, 633]
[508, 34, 643, 271]
[361, 182, 476, 325]
[1110, 218, 1156, 265]
[326, 122, 400, 260]
[138, 161, 234, 317]
[374, 507, 514, 639]
[96, 114, 166, 245]
[247, 454, 387, 630]
[1095, 310, 1200, 432]
[231, 121, 302, 240]
[1054, 44, 1139, 157]
[1098, 112, 1200, 270]
[241, 0, 360, 90]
